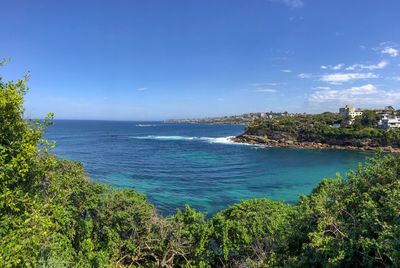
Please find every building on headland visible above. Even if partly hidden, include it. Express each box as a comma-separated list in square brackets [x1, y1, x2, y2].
[379, 115, 400, 129]
[374, 106, 396, 119]
[376, 106, 396, 113]
[373, 106, 400, 129]
[339, 104, 400, 129]
[339, 105, 363, 124]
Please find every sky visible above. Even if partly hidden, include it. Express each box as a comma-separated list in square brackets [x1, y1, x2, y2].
[1, 0, 400, 120]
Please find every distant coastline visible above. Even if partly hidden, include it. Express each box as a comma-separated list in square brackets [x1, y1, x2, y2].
[167, 121, 246, 125]
[165, 111, 296, 125]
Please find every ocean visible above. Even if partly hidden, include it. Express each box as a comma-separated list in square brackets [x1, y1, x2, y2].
[45, 120, 370, 215]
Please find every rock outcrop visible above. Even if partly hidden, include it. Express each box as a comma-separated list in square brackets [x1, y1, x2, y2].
[231, 134, 400, 153]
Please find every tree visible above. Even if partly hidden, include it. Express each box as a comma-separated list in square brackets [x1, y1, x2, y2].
[210, 199, 293, 267]
[291, 154, 400, 267]
[352, 115, 362, 129]
[361, 110, 380, 128]
[0, 63, 56, 266]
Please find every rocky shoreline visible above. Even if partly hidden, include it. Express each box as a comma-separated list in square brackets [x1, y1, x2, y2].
[230, 134, 400, 153]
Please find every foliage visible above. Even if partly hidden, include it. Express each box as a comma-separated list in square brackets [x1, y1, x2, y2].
[291, 154, 400, 267]
[361, 110, 381, 128]
[1, 68, 400, 267]
[209, 199, 293, 267]
[247, 113, 342, 135]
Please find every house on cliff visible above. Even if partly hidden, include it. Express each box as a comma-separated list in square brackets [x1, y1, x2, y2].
[339, 105, 363, 124]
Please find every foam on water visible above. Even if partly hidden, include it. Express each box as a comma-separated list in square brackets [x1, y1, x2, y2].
[136, 124, 157, 127]
[132, 135, 197, 140]
[131, 135, 249, 145]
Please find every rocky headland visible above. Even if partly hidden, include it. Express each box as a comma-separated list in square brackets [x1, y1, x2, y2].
[231, 112, 400, 153]
[230, 134, 400, 153]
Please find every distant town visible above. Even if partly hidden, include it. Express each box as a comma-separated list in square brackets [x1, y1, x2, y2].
[166, 105, 400, 129]
[165, 111, 304, 124]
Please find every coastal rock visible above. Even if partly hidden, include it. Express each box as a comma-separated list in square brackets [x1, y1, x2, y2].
[232, 134, 400, 153]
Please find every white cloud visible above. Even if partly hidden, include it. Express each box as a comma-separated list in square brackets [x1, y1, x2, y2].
[136, 87, 148, 91]
[269, 0, 304, 8]
[255, 88, 277, 93]
[320, 64, 344, 70]
[281, 69, 292, 73]
[320, 61, 388, 72]
[271, 56, 289, 61]
[298, 73, 313, 79]
[345, 60, 388, 71]
[252, 82, 287, 86]
[313, 86, 331, 90]
[381, 46, 398, 57]
[252, 83, 280, 93]
[320, 72, 379, 84]
[333, 64, 344, 70]
[345, 84, 378, 95]
[308, 84, 400, 106]
[373, 42, 399, 57]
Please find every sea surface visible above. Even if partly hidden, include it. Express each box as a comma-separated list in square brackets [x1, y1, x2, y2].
[46, 120, 370, 215]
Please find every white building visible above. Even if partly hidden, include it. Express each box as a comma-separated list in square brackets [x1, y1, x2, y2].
[379, 116, 400, 129]
[339, 105, 363, 124]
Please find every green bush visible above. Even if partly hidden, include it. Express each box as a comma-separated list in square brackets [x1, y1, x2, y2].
[210, 199, 293, 267]
[291, 154, 400, 267]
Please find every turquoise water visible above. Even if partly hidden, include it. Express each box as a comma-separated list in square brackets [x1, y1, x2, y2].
[46, 120, 370, 215]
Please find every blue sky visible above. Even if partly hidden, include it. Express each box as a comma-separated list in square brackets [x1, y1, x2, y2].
[1, 0, 400, 120]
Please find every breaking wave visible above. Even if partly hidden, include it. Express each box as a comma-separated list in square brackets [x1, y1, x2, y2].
[130, 135, 243, 145]
[136, 124, 158, 127]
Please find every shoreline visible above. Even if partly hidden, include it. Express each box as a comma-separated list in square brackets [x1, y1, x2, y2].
[230, 134, 400, 153]
[164, 121, 246, 125]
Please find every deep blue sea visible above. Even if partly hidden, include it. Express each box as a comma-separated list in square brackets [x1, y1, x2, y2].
[45, 120, 370, 215]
